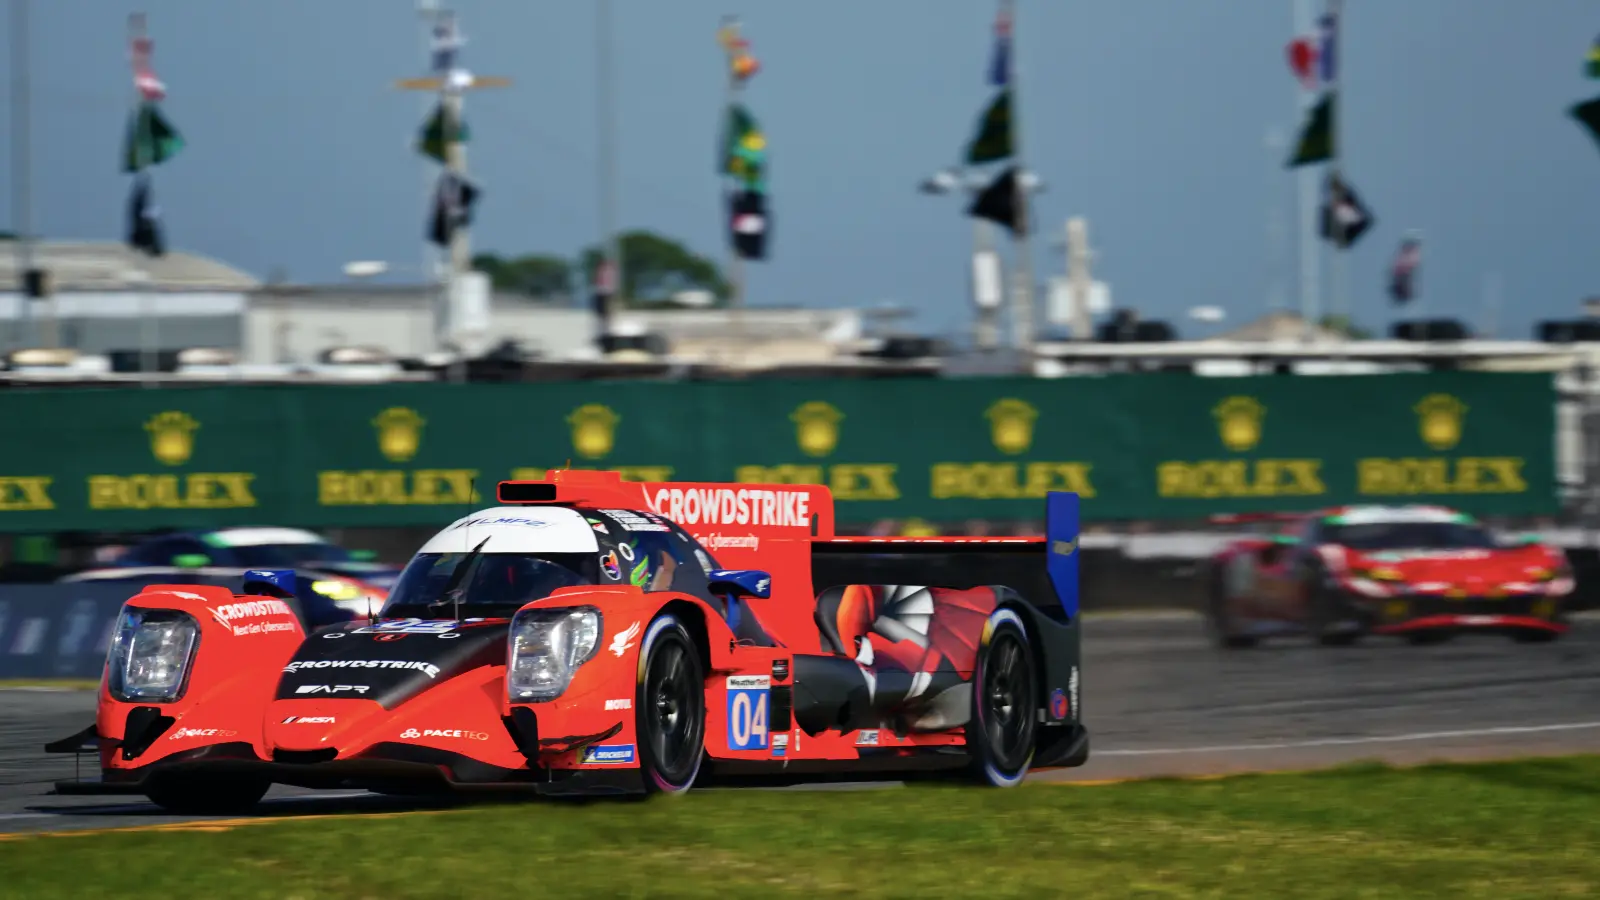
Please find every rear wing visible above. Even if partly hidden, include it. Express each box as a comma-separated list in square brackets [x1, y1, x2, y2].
[810, 492, 1080, 622]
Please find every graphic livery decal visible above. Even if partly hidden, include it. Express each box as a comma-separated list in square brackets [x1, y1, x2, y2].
[726, 674, 771, 751]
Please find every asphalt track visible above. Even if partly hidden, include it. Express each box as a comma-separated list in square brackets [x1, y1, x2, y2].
[2, 611, 1598, 835]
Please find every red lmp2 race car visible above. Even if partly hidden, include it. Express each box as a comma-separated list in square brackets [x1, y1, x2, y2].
[48, 471, 1087, 812]
[1206, 504, 1574, 647]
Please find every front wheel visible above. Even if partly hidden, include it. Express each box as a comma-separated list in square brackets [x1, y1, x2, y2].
[966, 610, 1037, 787]
[144, 773, 270, 815]
[635, 615, 706, 795]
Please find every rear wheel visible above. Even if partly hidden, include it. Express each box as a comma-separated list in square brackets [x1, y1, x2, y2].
[1207, 566, 1259, 650]
[1309, 583, 1364, 647]
[966, 610, 1037, 787]
[144, 773, 269, 815]
[636, 615, 706, 795]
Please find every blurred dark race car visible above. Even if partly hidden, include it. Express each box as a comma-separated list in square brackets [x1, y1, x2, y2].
[1207, 504, 1573, 647]
[108, 528, 401, 591]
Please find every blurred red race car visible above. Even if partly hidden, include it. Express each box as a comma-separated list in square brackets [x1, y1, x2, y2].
[1206, 504, 1573, 647]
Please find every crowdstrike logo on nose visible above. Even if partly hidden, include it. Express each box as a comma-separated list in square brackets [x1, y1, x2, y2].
[283, 659, 441, 678]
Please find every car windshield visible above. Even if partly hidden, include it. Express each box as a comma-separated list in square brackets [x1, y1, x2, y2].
[380, 551, 598, 617]
[228, 543, 355, 568]
[1325, 522, 1497, 551]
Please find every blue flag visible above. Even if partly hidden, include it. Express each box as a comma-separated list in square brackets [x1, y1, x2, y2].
[1317, 12, 1337, 84]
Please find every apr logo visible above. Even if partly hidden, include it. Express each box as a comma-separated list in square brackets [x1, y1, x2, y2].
[1415, 393, 1467, 451]
[791, 401, 843, 457]
[145, 411, 199, 466]
[1213, 396, 1265, 452]
[373, 407, 426, 463]
[568, 404, 620, 460]
[984, 398, 1038, 455]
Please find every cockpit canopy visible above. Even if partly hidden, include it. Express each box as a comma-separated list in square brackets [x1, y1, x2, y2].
[379, 505, 723, 617]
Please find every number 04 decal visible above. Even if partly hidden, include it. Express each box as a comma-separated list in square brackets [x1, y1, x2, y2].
[725, 675, 770, 751]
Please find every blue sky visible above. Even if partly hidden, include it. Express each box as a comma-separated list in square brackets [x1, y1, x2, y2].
[3, 0, 1599, 341]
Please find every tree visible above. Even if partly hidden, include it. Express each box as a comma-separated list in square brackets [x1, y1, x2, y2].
[473, 253, 572, 301]
[580, 230, 729, 307]
[1318, 314, 1373, 340]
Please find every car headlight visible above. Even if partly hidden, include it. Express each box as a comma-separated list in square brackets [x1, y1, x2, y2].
[106, 608, 200, 704]
[507, 606, 602, 702]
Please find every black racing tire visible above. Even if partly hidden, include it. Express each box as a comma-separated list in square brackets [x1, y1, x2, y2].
[966, 610, 1037, 788]
[1207, 565, 1259, 650]
[635, 614, 706, 795]
[1513, 630, 1560, 644]
[1406, 631, 1452, 646]
[144, 773, 270, 815]
[1309, 583, 1364, 647]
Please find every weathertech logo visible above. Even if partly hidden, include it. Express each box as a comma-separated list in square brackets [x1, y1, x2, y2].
[649, 488, 811, 528]
[284, 660, 441, 678]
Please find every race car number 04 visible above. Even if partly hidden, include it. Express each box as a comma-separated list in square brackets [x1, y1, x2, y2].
[726, 675, 770, 751]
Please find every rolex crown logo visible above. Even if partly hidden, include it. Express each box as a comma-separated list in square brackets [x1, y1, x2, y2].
[791, 401, 844, 458]
[568, 404, 620, 460]
[144, 411, 200, 466]
[373, 407, 426, 463]
[985, 398, 1039, 455]
[1415, 393, 1467, 451]
[1213, 396, 1265, 452]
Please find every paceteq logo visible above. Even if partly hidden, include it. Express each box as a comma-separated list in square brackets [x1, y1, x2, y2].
[582, 744, 636, 765]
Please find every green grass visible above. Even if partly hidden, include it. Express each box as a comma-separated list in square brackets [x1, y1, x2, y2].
[0, 679, 97, 690]
[5, 757, 1599, 899]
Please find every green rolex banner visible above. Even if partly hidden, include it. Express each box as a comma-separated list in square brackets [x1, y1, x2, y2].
[965, 90, 1013, 164]
[1287, 92, 1335, 168]
[418, 103, 469, 164]
[121, 102, 184, 173]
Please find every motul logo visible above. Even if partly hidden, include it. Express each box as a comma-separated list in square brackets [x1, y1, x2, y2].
[649, 488, 810, 528]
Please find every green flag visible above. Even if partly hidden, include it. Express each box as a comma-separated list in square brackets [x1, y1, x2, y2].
[1287, 92, 1335, 168]
[965, 90, 1013, 164]
[418, 103, 469, 164]
[1571, 95, 1600, 154]
[121, 102, 184, 173]
[1588, 38, 1600, 79]
[720, 104, 766, 187]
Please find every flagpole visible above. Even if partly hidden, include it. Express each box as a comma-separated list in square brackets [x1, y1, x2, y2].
[10, 0, 36, 350]
[720, 17, 747, 359]
[1003, 0, 1036, 356]
[1326, 0, 1346, 345]
[417, 1, 442, 324]
[1293, 0, 1320, 342]
[597, 0, 623, 337]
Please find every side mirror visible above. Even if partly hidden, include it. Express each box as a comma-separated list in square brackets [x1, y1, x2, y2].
[241, 568, 298, 599]
[708, 569, 771, 600]
[172, 553, 211, 568]
[348, 549, 379, 562]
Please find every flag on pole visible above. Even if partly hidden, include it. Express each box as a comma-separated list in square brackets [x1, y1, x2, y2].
[1388, 236, 1421, 304]
[1317, 12, 1337, 84]
[966, 90, 1014, 164]
[418, 103, 469, 164]
[720, 104, 766, 187]
[1571, 95, 1600, 153]
[1287, 92, 1335, 167]
[968, 166, 1027, 236]
[121, 102, 184, 172]
[130, 33, 165, 101]
[1319, 174, 1373, 249]
[988, 6, 1012, 87]
[126, 173, 164, 257]
[729, 189, 769, 260]
[1286, 36, 1319, 90]
[428, 171, 480, 247]
[717, 18, 760, 83]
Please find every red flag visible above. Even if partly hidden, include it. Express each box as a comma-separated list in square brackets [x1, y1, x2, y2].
[1286, 36, 1318, 90]
[130, 31, 165, 101]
